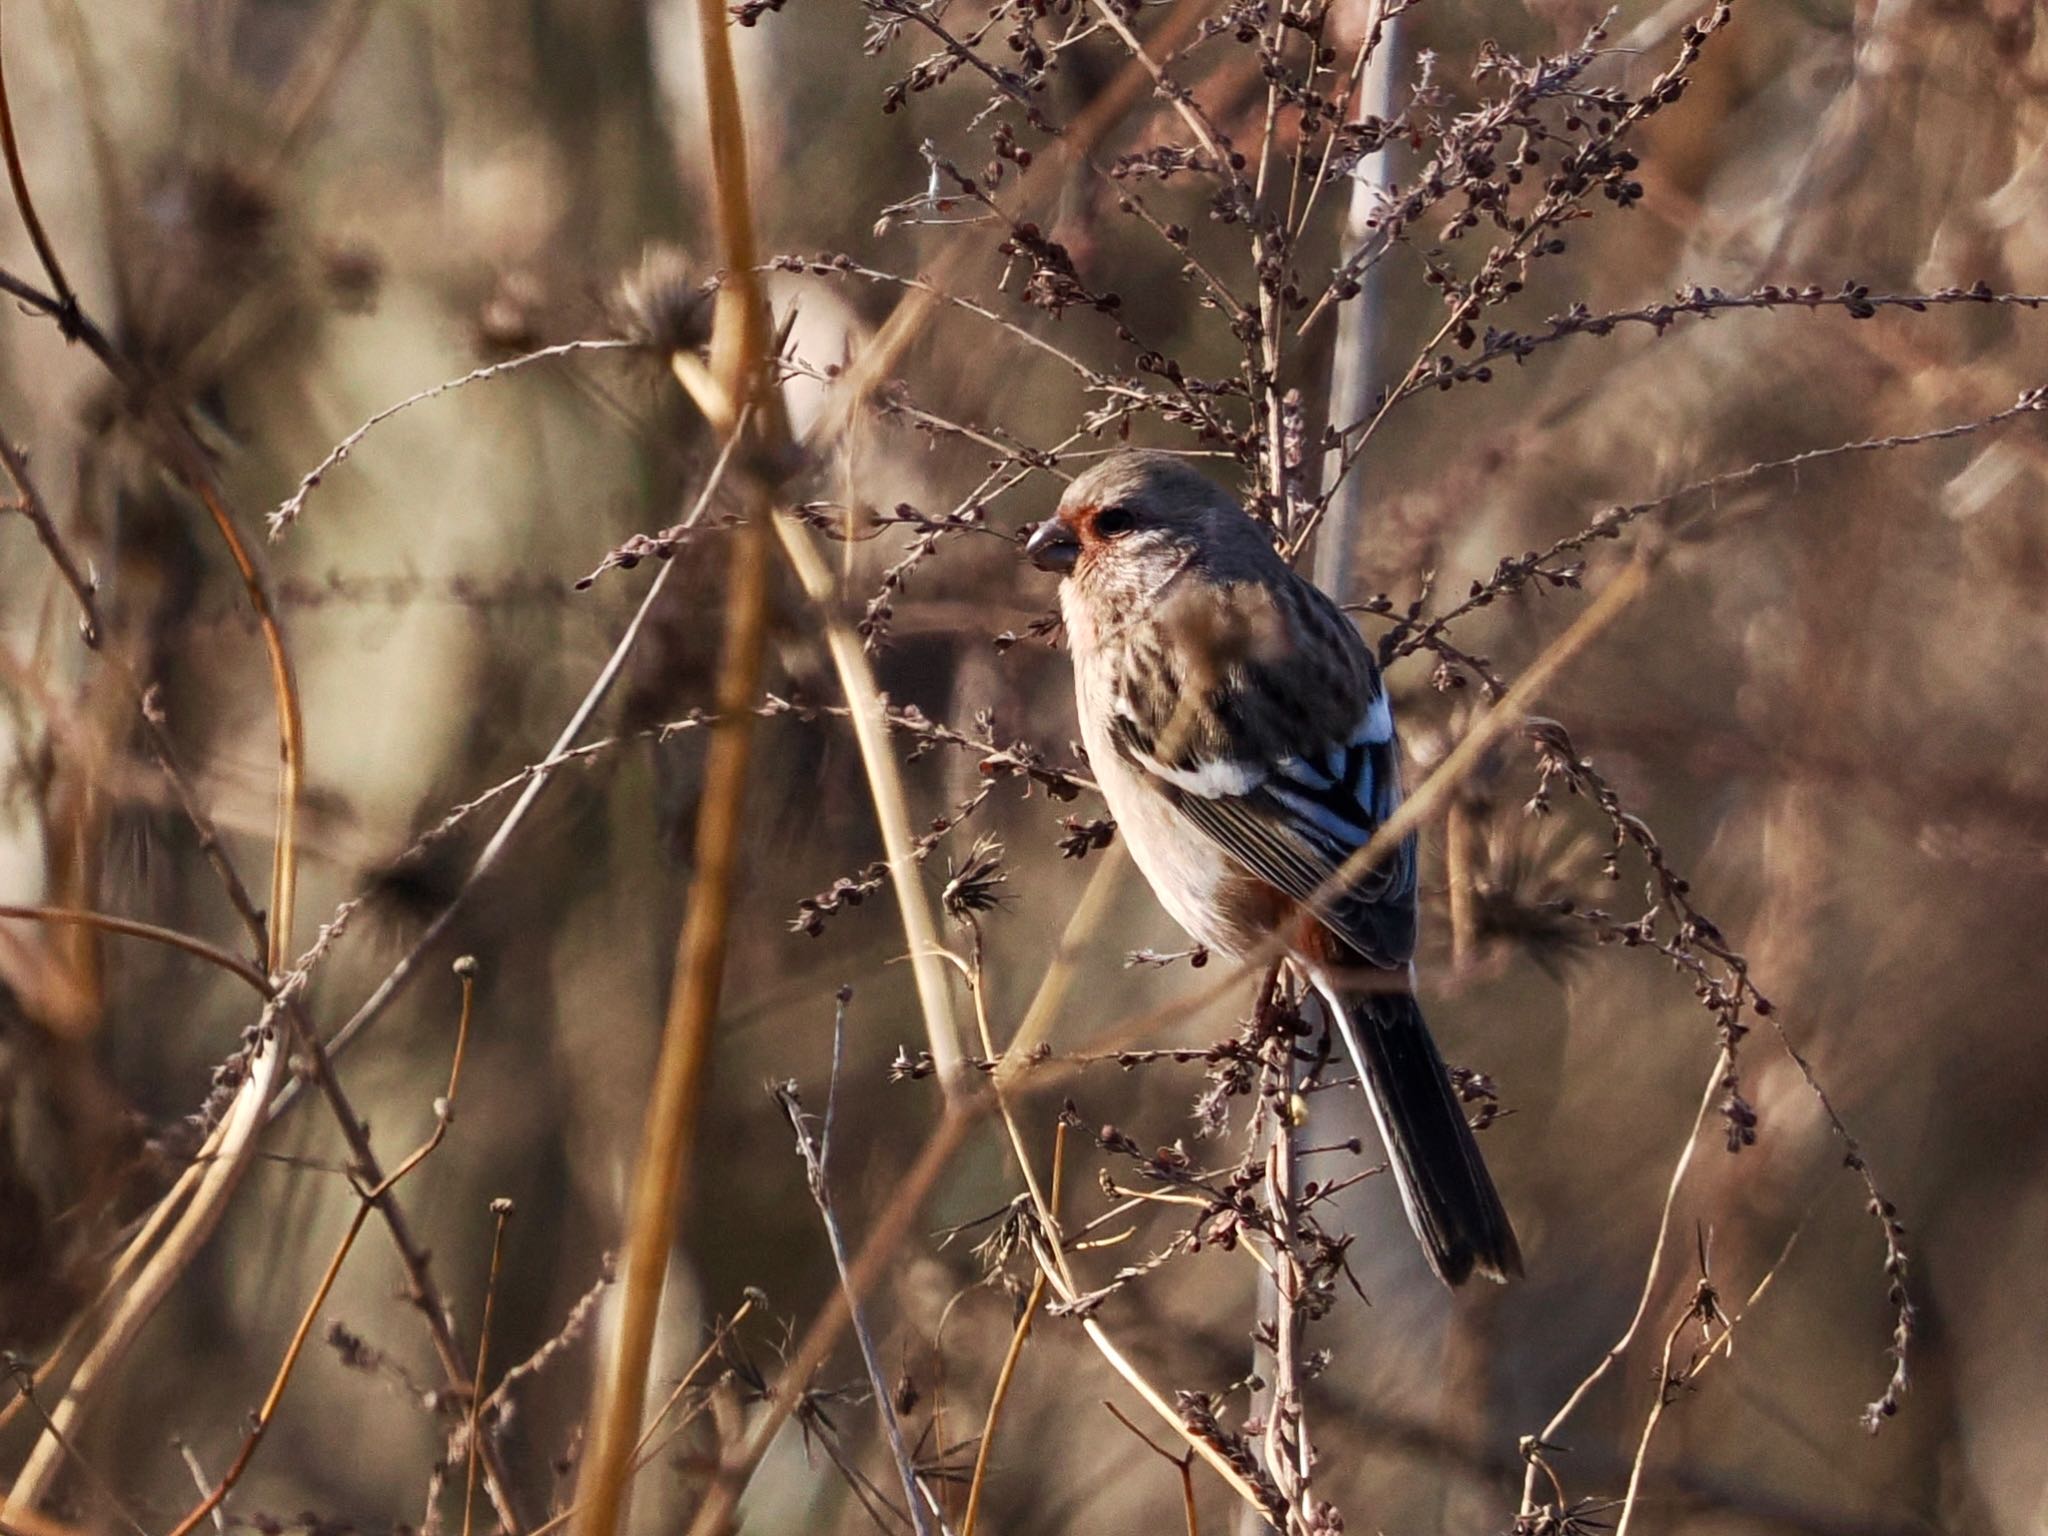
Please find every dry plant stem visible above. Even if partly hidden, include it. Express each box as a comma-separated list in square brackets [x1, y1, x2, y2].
[1394, 384, 2048, 666]
[266, 338, 635, 537]
[6, 1033, 287, 1515]
[775, 514, 964, 1087]
[631, 1298, 758, 1467]
[483, 1262, 616, 1415]
[0, 1506, 88, 1536]
[685, 855, 1179, 1536]
[958, 1122, 1066, 1536]
[574, 9, 776, 1533]
[996, 846, 1133, 1081]
[1242, 970, 1300, 1536]
[0, 1156, 207, 1443]
[1, 1370, 147, 1536]
[960, 937, 1058, 1253]
[68, 916, 528, 1530]
[272, 989, 527, 1529]
[462, 1203, 513, 1536]
[995, 1058, 1283, 1518]
[163, 1196, 373, 1536]
[1613, 1307, 1701, 1536]
[0, 435, 97, 642]
[1260, 1088, 1308, 1529]
[1103, 1403, 1201, 1536]
[683, 1106, 976, 1536]
[1446, 801, 1478, 968]
[781, 1079, 931, 1536]
[519, 1300, 761, 1536]
[1517, 1047, 1731, 1518]
[810, 0, 1205, 447]
[0, 905, 269, 994]
[1086, 0, 1233, 178]
[174, 467, 302, 978]
[1611, 1235, 1795, 1536]
[171, 1445, 225, 1535]
[1057, 1300, 1282, 1527]
[577, 499, 772, 1536]
[961, 1297, 1045, 1536]
[0, 11, 74, 316]
[162, 969, 479, 1536]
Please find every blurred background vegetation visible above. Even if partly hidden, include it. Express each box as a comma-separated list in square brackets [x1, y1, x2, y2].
[2, 2, 2046, 1534]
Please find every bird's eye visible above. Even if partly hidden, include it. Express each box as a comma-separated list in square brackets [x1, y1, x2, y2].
[1094, 505, 1136, 536]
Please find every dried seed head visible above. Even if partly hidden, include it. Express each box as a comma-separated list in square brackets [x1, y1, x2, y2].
[941, 834, 1008, 923]
[612, 244, 715, 356]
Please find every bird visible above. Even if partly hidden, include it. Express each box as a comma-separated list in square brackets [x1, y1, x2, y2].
[1025, 449, 1521, 1285]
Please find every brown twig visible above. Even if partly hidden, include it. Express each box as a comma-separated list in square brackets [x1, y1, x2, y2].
[573, 7, 781, 1532]
[959, 1120, 1068, 1536]
[462, 1200, 514, 1536]
[778, 1012, 931, 1536]
[267, 338, 636, 538]
[1612, 1225, 1800, 1536]
[682, 1105, 977, 1536]
[161, 962, 482, 1536]
[1103, 1402, 1201, 1536]
[0, 29, 308, 1503]
[0, 905, 269, 996]
[0, 10, 75, 325]
[1517, 1049, 1729, 1520]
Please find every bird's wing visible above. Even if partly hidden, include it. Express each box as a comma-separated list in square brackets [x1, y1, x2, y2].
[1107, 574, 1417, 967]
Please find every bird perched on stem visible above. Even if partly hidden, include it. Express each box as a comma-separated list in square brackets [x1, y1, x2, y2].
[1026, 450, 1520, 1285]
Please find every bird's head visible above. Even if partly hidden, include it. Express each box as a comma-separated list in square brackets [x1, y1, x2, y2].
[1024, 450, 1253, 582]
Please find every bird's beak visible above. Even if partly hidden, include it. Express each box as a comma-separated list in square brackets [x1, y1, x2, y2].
[1025, 518, 1080, 574]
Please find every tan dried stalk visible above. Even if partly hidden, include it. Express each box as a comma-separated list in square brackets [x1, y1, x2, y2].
[569, 4, 778, 1534]
[773, 519, 964, 1086]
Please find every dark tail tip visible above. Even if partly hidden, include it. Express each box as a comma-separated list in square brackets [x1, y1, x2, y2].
[1333, 990, 1522, 1287]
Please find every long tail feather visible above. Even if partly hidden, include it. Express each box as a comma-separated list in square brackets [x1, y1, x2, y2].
[1327, 988, 1522, 1286]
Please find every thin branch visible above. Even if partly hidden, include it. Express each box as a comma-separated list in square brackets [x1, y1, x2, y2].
[0, 436, 98, 644]
[162, 964, 481, 1536]
[462, 1200, 515, 1536]
[778, 1069, 931, 1536]
[267, 338, 635, 538]
[1103, 1402, 1200, 1536]
[1613, 1226, 1800, 1536]
[1518, 1050, 1730, 1519]
[0, 10, 76, 320]
[1388, 383, 2048, 665]
[959, 1122, 1066, 1536]
[1414, 280, 2048, 398]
